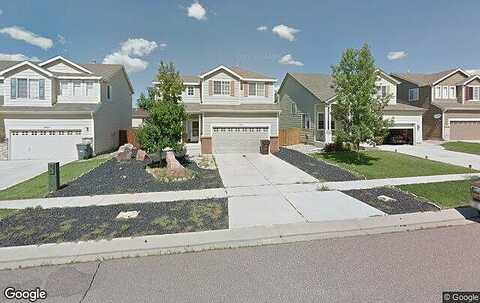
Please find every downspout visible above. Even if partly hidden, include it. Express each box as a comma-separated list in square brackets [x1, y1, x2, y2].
[90, 111, 96, 155]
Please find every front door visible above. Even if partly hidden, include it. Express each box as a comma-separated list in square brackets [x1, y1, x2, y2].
[190, 120, 199, 142]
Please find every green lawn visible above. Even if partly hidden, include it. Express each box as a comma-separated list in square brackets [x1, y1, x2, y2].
[398, 179, 477, 209]
[441, 141, 480, 156]
[0, 154, 112, 201]
[0, 209, 16, 220]
[313, 150, 476, 179]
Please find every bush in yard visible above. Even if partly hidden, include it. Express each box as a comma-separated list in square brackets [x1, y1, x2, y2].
[137, 62, 187, 155]
[331, 44, 393, 155]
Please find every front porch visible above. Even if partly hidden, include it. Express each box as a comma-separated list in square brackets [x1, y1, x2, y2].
[313, 103, 336, 144]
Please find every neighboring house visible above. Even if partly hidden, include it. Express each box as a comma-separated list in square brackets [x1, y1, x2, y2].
[392, 69, 480, 141]
[132, 108, 148, 128]
[278, 70, 424, 145]
[152, 65, 279, 154]
[0, 56, 133, 160]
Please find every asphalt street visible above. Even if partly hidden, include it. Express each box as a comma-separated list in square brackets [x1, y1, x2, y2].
[1, 223, 479, 303]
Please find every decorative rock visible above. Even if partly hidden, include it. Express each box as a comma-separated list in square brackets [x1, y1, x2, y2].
[377, 195, 397, 203]
[136, 149, 150, 161]
[116, 150, 132, 161]
[116, 211, 139, 219]
[166, 150, 187, 178]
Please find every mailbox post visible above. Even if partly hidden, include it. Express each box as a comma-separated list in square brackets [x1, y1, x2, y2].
[48, 162, 60, 193]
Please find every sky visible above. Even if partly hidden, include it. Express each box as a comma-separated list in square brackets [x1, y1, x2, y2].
[1, 0, 480, 107]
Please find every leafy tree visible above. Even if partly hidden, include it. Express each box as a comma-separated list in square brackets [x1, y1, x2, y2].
[331, 44, 392, 154]
[137, 62, 187, 154]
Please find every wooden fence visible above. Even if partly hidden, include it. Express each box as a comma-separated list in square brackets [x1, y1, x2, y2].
[279, 128, 301, 146]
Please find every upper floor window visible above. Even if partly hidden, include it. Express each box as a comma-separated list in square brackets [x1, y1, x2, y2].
[408, 88, 419, 101]
[376, 85, 388, 98]
[73, 81, 82, 96]
[59, 80, 97, 98]
[213, 81, 230, 95]
[86, 81, 94, 96]
[291, 103, 297, 114]
[10, 78, 45, 100]
[248, 82, 265, 96]
[107, 85, 112, 100]
[435, 85, 456, 99]
[187, 86, 194, 96]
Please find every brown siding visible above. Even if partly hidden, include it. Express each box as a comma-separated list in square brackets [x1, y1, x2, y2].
[201, 137, 212, 154]
[423, 106, 443, 140]
[436, 71, 468, 86]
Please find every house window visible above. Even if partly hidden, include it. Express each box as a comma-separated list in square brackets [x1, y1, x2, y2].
[317, 113, 325, 129]
[247, 82, 265, 96]
[291, 103, 297, 114]
[86, 81, 94, 96]
[213, 81, 230, 95]
[257, 83, 265, 96]
[301, 114, 310, 129]
[435, 86, 441, 99]
[377, 85, 388, 98]
[473, 87, 480, 101]
[442, 86, 449, 99]
[10, 78, 45, 100]
[187, 86, 194, 96]
[73, 80, 82, 96]
[17, 79, 28, 98]
[408, 88, 419, 101]
[449, 86, 456, 99]
[29, 79, 39, 99]
[60, 80, 70, 96]
[107, 85, 112, 100]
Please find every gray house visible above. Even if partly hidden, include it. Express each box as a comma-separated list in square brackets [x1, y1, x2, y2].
[278, 71, 425, 145]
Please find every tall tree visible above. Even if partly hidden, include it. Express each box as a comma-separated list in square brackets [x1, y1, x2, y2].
[331, 44, 392, 153]
[137, 62, 187, 154]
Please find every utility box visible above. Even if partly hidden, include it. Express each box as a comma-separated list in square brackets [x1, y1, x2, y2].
[471, 181, 480, 211]
[48, 162, 60, 193]
[260, 140, 270, 155]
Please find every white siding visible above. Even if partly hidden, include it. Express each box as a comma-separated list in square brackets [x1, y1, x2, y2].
[4, 118, 93, 139]
[57, 80, 101, 103]
[202, 113, 278, 137]
[3, 68, 52, 107]
[384, 113, 423, 144]
[0, 80, 3, 96]
[44, 61, 83, 74]
[376, 76, 397, 105]
[181, 84, 201, 103]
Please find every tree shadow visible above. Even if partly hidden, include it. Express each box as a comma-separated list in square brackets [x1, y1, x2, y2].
[321, 151, 380, 166]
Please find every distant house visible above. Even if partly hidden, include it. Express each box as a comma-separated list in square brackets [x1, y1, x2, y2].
[278, 70, 424, 145]
[0, 56, 133, 160]
[151, 65, 280, 154]
[392, 69, 480, 141]
[132, 108, 148, 128]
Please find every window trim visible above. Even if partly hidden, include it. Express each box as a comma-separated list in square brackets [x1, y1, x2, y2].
[472, 86, 480, 101]
[107, 85, 112, 100]
[187, 86, 194, 96]
[449, 86, 456, 99]
[10, 78, 45, 100]
[291, 103, 297, 114]
[408, 88, 419, 101]
[301, 113, 311, 129]
[213, 80, 230, 95]
[317, 112, 325, 130]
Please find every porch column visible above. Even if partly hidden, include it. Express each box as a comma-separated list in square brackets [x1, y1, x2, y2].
[325, 104, 332, 143]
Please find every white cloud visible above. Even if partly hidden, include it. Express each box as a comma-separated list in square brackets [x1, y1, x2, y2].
[120, 38, 158, 56]
[0, 53, 39, 61]
[103, 53, 148, 73]
[278, 54, 304, 66]
[0, 26, 53, 50]
[103, 38, 160, 73]
[257, 25, 268, 31]
[466, 69, 480, 75]
[387, 51, 408, 60]
[57, 34, 66, 45]
[272, 24, 299, 42]
[187, 2, 207, 20]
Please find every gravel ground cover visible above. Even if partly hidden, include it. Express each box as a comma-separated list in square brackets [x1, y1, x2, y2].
[0, 198, 228, 248]
[273, 147, 361, 182]
[342, 187, 439, 215]
[52, 158, 224, 197]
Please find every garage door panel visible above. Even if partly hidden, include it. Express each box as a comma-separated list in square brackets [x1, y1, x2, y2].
[10, 129, 82, 160]
[212, 126, 269, 154]
[450, 121, 480, 140]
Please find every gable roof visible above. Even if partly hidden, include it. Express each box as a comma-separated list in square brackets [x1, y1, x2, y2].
[181, 75, 201, 84]
[391, 68, 469, 86]
[457, 74, 480, 85]
[0, 61, 54, 77]
[199, 65, 276, 81]
[284, 72, 336, 102]
[39, 56, 93, 74]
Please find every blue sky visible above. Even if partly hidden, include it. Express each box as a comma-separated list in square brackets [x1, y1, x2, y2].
[1, 0, 480, 106]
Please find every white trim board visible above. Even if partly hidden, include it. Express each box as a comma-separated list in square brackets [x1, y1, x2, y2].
[39, 56, 93, 74]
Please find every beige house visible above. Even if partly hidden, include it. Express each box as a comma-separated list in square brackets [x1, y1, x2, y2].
[278, 70, 424, 145]
[0, 56, 133, 160]
[392, 69, 480, 141]
[152, 65, 280, 154]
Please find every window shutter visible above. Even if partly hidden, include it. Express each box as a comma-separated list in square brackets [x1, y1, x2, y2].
[39, 79, 45, 100]
[208, 80, 213, 96]
[230, 80, 235, 96]
[466, 87, 473, 100]
[10, 79, 16, 99]
[244, 82, 248, 97]
[265, 84, 269, 97]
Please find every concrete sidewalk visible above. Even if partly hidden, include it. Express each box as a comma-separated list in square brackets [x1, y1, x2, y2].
[0, 207, 477, 270]
[322, 173, 480, 191]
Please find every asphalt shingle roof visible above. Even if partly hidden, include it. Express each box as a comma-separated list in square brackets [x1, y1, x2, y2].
[391, 69, 458, 86]
[181, 75, 201, 83]
[0, 103, 100, 114]
[287, 72, 336, 101]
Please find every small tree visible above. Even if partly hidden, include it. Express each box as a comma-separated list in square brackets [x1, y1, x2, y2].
[331, 44, 392, 154]
[137, 62, 187, 154]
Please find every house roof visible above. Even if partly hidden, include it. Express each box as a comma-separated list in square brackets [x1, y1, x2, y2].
[132, 107, 149, 118]
[0, 102, 100, 114]
[286, 72, 336, 101]
[199, 65, 276, 81]
[456, 74, 480, 86]
[181, 75, 201, 84]
[383, 103, 426, 113]
[432, 101, 480, 111]
[391, 69, 462, 86]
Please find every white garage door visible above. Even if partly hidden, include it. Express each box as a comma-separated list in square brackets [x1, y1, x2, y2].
[9, 129, 83, 160]
[212, 126, 269, 154]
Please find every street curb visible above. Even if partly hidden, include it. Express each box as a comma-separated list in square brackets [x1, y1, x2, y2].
[0, 208, 478, 270]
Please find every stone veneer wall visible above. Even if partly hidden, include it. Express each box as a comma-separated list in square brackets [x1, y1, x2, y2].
[0, 140, 8, 160]
[200, 137, 212, 154]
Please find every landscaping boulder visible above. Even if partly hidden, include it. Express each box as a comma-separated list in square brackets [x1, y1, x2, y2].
[165, 150, 187, 178]
[136, 149, 150, 161]
[116, 143, 137, 161]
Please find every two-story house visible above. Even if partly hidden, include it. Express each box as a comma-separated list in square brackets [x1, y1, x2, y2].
[0, 56, 133, 160]
[278, 70, 425, 145]
[392, 69, 480, 141]
[152, 65, 280, 154]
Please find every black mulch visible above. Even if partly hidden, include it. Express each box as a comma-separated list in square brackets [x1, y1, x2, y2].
[342, 187, 439, 215]
[52, 158, 224, 197]
[0, 198, 228, 248]
[273, 147, 361, 182]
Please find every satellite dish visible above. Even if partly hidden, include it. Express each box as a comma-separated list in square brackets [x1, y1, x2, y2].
[433, 114, 442, 119]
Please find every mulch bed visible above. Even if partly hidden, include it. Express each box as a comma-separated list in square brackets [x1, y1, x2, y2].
[0, 198, 228, 248]
[342, 187, 439, 215]
[273, 147, 361, 182]
[52, 158, 224, 197]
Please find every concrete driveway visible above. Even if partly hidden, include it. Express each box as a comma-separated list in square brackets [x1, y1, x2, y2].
[0, 158, 74, 190]
[379, 142, 480, 170]
[215, 153, 385, 228]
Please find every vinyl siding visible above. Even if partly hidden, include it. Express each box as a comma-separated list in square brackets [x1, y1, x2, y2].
[44, 61, 83, 74]
[444, 111, 480, 140]
[56, 80, 101, 103]
[202, 112, 278, 137]
[432, 71, 468, 103]
[376, 76, 397, 104]
[181, 85, 201, 103]
[3, 67, 52, 107]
